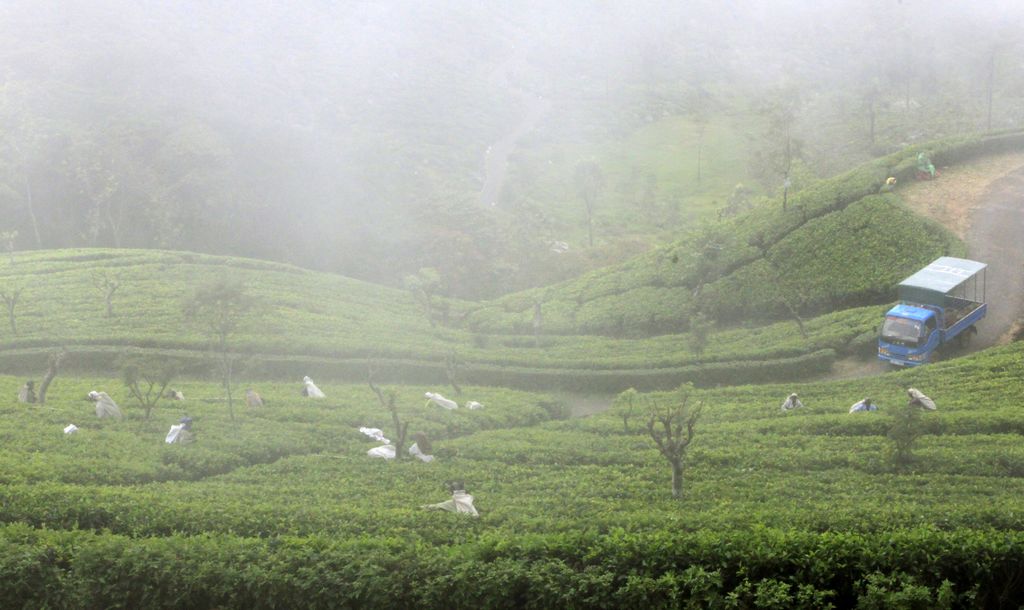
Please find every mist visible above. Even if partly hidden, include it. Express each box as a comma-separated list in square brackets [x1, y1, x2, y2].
[1, 0, 1022, 298]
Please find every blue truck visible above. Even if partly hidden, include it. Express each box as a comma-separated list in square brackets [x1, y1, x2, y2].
[877, 256, 987, 367]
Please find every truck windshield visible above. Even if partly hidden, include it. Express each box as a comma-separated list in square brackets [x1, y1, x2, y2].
[881, 316, 924, 346]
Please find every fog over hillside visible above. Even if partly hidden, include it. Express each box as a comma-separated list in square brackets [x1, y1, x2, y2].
[1, 0, 1021, 297]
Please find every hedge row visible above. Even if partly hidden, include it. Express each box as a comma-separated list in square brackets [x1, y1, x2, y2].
[1, 524, 1019, 608]
[0, 345, 837, 393]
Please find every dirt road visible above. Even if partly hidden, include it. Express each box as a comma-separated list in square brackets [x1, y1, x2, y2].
[902, 152, 1024, 349]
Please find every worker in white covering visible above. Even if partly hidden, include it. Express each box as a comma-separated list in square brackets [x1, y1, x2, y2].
[848, 397, 877, 413]
[780, 393, 803, 412]
[358, 427, 390, 443]
[88, 391, 123, 419]
[906, 388, 936, 411]
[301, 376, 326, 398]
[465, 401, 483, 410]
[245, 388, 264, 407]
[165, 388, 185, 401]
[425, 392, 457, 410]
[165, 416, 195, 444]
[422, 480, 478, 517]
[367, 444, 396, 459]
[408, 432, 435, 462]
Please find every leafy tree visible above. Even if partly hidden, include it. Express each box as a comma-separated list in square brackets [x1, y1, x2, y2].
[574, 160, 604, 248]
[183, 278, 255, 421]
[403, 267, 441, 327]
[688, 311, 714, 359]
[749, 85, 803, 207]
[120, 354, 181, 420]
[888, 402, 924, 470]
[646, 384, 703, 498]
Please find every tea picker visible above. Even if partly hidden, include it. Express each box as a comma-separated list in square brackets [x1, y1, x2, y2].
[848, 397, 878, 413]
[408, 431, 435, 463]
[88, 391, 123, 419]
[422, 480, 478, 517]
[165, 416, 195, 444]
[780, 392, 803, 412]
[425, 392, 457, 410]
[907, 388, 936, 411]
[301, 376, 326, 398]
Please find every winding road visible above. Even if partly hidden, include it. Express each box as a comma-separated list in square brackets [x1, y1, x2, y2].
[965, 164, 1024, 348]
[478, 54, 551, 208]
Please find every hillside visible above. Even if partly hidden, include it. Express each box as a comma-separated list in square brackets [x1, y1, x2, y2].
[3, 133, 1024, 393]
[4, 342, 1024, 606]
[460, 132, 1024, 337]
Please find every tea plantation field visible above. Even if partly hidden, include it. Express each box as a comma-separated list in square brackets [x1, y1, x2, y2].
[3, 341, 1024, 607]
[0, 248, 883, 392]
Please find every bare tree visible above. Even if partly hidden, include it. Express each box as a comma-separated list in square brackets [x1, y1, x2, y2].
[368, 363, 407, 460]
[0, 231, 17, 265]
[646, 386, 703, 499]
[92, 271, 121, 318]
[614, 387, 639, 434]
[444, 350, 463, 396]
[37, 349, 67, 405]
[0, 286, 22, 336]
[574, 160, 604, 248]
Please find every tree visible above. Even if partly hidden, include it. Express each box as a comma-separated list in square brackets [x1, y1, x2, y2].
[688, 311, 714, 359]
[0, 286, 22, 336]
[0, 231, 17, 265]
[403, 267, 441, 327]
[749, 86, 803, 207]
[646, 384, 703, 498]
[120, 354, 181, 420]
[613, 387, 639, 434]
[37, 349, 67, 405]
[184, 278, 255, 421]
[368, 363, 407, 460]
[92, 271, 122, 318]
[444, 350, 463, 396]
[574, 160, 604, 248]
[888, 402, 924, 471]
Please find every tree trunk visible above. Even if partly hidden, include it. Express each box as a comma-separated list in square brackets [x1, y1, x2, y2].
[38, 350, 66, 405]
[22, 175, 42, 248]
[671, 459, 683, 498]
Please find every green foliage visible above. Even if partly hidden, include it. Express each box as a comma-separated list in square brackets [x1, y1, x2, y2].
[4, 342, 1024, 604]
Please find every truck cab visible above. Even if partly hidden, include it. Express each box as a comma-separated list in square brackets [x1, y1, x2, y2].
[878, 257, 987, 367]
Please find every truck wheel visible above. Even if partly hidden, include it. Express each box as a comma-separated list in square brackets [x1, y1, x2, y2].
[957, 327, 975, 349]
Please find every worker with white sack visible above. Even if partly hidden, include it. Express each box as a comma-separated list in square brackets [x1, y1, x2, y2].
[465, 401, 483, 410]
[849, 397, 878, 413]
[301, 376, 326, 398]
[780, 392, 803, 412]
[367, 444, 396, 459]
[425, 391, 457, 410]
[408, 432, 435, 463]
[88, 391, 123, 419]
[422, 480, 478, 517]
[359, 427, 390, 443]
[165, 416, 195, 444]
[906, 388, 937, 411]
